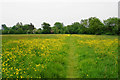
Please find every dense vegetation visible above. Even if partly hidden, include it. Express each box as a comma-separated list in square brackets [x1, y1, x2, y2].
[1, 17, 120, 35]
[2, 34, 118, 78]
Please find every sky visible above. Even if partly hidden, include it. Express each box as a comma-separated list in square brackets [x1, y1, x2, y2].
[0, 0, 119, 29]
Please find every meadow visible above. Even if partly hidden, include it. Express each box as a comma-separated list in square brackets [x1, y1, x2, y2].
[2, 34, 118, 78]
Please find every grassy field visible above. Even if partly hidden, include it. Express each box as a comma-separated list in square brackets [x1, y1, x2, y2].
[2, 34, 118, 78]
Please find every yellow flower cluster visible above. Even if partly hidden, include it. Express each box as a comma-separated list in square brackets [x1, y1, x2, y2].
[76, 34, 118, 66]
[2, 35, 66, 78]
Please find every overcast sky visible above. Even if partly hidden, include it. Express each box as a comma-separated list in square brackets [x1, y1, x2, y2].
[0, 0, 119, 28]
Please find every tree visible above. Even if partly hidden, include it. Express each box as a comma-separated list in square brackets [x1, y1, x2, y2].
[35, 29, 42, 34]
[52, 27, 59, 34]
[42, 22, 51, 34]
[1, 17, 119, 35]
[71, 22, 81, 34]
[53, 22, 64, 34]
[12, 25, 18, 30]
[33, 29, 38, 34]
[2, 30, 9, 34]
[80, 19, 89, 34]
[23, 24, 29, 30]
[63, 27, 69, 34]
[15, 28, 24, 34]
[88, 17, 104, 34]
[15, 22, 23, 29]
[29, 23, 35, 30]
[1, 24, 9, 34]
[118, 18, 120, 35]
[9, 29, 15, 34]
[81, 19, 89, 28]
[104, 17, 118, 35]
[1, 24, 9, 30]
[66, 22, 82, 34]
[66, 25, 72, 34]
[54, 22, 63, 29]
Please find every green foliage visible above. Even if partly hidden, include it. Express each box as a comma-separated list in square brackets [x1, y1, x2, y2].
[2, 30, 9, 34]
[52, 22, 64, 34]
[71, 22, 82, 34]
[104, 17, 119, 35]
[2, 24, 9, 30]
[9, 29, 15, 34]
[41, 22, 51, 34]
[118, 18, 120, 35]
[1, 17, 119, 35]
[88, 17, 104, 34]
[54, 22, 63, 29]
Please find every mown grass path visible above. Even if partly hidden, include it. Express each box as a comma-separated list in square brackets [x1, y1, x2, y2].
[66, 35, 79, 78]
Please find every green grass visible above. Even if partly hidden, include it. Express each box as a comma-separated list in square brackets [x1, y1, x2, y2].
[2, 34, 118, 78]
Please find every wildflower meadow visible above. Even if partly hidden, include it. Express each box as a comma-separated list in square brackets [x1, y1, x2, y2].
[2, 34, 118, 78]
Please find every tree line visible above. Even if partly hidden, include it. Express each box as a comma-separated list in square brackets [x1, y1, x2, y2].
[1, 17, 120, 35]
